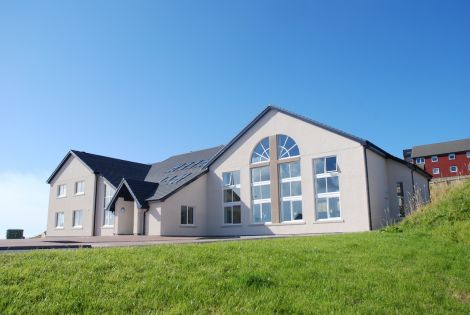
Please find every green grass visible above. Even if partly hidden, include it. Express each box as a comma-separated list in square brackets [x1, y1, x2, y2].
[1, 181, 470, 314]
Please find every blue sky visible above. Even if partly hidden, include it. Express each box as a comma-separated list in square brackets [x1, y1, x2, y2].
[0, 0, 469, 237]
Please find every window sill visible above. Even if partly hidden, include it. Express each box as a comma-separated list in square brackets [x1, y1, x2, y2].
[102, 225, 114, 229]
[72, 226, 83, 230]
[73, 193, 85, 197]
[313, 219, 344, 224]
[278, 220, 306, 226]
[221, 224, 242, 227]
[248, 222, 272, 226]
[56, 196, 66, 199]
[179, 225, 197, 228]
[55, 227, 64, 230]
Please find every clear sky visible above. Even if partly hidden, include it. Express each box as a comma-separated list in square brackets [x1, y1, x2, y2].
[0, 0, 469, 238]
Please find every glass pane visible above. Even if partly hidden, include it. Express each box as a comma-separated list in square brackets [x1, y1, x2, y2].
[281, 182, 290, 197]
[315, 178, 327, 194]
[223, 173, 231, 187]
[289, 145, 300, 157]
[291, 181, 302, 196]
[188, 207, 194, 224]
[315, 198, 328, 220]
[251, 168, 260, 183]
[279, 163, 289, 179]
[329, 197, 341, 218]
[252, 186, 261, 200]
[281, 201, 291, 222]
[291, 161, 301, 177]
[181, 206, 187, 224]
[261, 184, 271, 199]
[252, 138, 270, 163]
[293, 201, 303, 220]
[327, 176, 339, 193]
[233, 205, 241, 224]
[233, 171, 240, 185]
[262, 203, 272, 222]
[253, 204, 261, 223]
[326, 156, 337, 172]
[314, 158, 325, 174]
[261, 166, 270, 181]
[232, 187, 241, 202]
[224, 189, 233, 203]
[224, 207, 232, 224]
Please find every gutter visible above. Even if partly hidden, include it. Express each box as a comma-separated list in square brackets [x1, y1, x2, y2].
[142, 208, 150, 235]
[92, 172, 99, 236]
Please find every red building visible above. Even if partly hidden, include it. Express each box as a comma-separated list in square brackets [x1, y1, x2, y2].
[403, 138, 470, 180]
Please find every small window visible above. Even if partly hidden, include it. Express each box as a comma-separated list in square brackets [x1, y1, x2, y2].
[467, 151, 470, 158]
[56, 212, 64, 228]
[251, 137, 270, 163]
[73, 210, 83, 228]
[57, 185, 67, 198]
[314, 156, 338, 174]
[431, 156, 438, 163]
[181, 206, 194, 225]
[277, 135, 300, 159]
[450, 166, 458, 173]
[432, 168, 440, 175]
[415, 157, 425, 164]
[75, 181, 85, 195]
[396, 182, 405, 217]
[449, 153, 456, 160]
[468, 164, 470, 171]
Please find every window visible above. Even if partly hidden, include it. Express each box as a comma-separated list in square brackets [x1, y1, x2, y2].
[449, 153, 456, 160]
[277, 135, 300, 159]
[396, 182, 405, 217]
[314, 156, 341, 220]
[415, 157, 425, 164]
[251, 166, 271, 223]
[73, 210, 83, 228]
[432, 168, 440, 175]
[104, 182, 116, 209]
[450, 166, 458, 173]
[223, 171, 241, 224]
[251, 137, 270, 163]
[75, 181, 84, 195]
[56, 212, 64, 228]
[279, 161, 302, 221]
[431, 156, 438, 162]
[103, 210, 114, 226]
[467, 152, 470, 158]
[181, 206, 194, 225]
[57, 185, 66, 198]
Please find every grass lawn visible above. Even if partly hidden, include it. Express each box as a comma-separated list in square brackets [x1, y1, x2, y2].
[1, 232, 469, 314]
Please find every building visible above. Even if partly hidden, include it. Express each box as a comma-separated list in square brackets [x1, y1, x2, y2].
[46, 106, 431, 237]
[403, 138, 470, 180]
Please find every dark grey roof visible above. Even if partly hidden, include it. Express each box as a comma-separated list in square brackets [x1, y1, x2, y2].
[108, 179, 159, 210]
[47, 150, 151, 187]
[411, 138, 470, 158]
[207, 105, 431, 179]
[144, 145, 224, 201]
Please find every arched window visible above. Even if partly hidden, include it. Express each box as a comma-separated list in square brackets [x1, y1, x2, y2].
[251, 137, 270, 163]
[277, 135, 300, 159]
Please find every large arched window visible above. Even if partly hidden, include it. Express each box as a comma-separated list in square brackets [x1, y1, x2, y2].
[251, 137, 270, 163]
[277, 135, 300, 159]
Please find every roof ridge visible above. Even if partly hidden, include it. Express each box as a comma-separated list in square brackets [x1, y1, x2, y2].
[71, 150, 150, 166]
[149, 145, 224, 165]
[412, 138, 470, 149]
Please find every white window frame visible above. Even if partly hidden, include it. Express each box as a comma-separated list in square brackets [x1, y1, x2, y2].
[432, 168, 440, 175]
[222, 171, 242, 225]
[180, 205, 195, 225]
[74, 181, 85, 195]
[103, 209, 114, 227]
[251, 166, 272, 224]
[55, 212, 64, 229]
[103, 182, 116, 209]
[314, 156, 342, 221]
[56, 184, 67, 198]
[279, 161, 303, 222]
[449, 153, 456, 160]
[450, 165, 458, 173]
[415, 157, 425, 164]
[73, 210, 83, 228]
[431, 156, 438, 163]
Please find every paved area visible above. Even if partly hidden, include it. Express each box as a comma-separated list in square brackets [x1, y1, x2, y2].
[0, 234, 322, 251]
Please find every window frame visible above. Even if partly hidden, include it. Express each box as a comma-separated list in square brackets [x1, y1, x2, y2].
[277, 134, 300, 160]
[432, 168, 440, 175]
[313, 156, 342, 221]
[431, 156, 438, 163]
[448, 153, 456, 160]
[279, 160, 303, 222]
[74, 181, 85, 195]
[55, 212, 64, 229]
[251, 165, 272, 224]
[222, 171, 242, 225]
[56, 184, 67, 198]
[250, 137, 271, 164]
[180, 205, 195, 225]
[73, 210, 83, 228]
[415, 157, 425, 164]
[450, 165, 458, 173]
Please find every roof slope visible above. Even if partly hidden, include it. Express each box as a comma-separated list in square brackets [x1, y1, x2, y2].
[145, 145, 224, 200]
[110, 179, 159, 210]
[411, 138, 470, 158]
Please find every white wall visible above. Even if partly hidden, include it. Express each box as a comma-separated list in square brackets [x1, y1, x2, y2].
[94, 177, 116, 236]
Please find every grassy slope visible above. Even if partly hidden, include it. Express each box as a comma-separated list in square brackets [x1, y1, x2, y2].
[1, 182, 469, 314]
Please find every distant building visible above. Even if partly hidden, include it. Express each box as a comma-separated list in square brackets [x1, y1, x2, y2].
[403, 138, 470, 180]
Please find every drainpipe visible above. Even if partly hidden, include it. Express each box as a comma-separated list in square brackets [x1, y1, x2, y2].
[92, 172, 99, 236]
[142, 208, 150, 236]
[363, 147, 373, 231]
